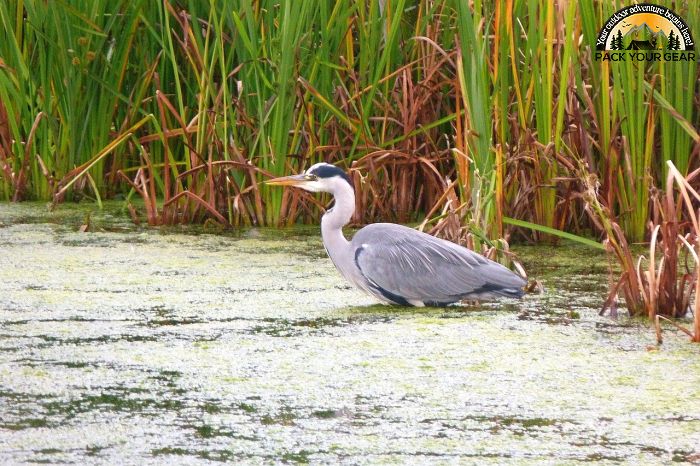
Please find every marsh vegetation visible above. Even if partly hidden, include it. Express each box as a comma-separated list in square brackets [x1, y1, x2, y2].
[0, 1, 696, 232]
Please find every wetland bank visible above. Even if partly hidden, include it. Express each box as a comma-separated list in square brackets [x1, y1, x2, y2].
[1, 202, 699, 464]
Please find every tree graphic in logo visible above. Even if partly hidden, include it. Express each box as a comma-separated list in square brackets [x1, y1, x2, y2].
[668, 30, 681, 50]
[610, 30, 624, 50]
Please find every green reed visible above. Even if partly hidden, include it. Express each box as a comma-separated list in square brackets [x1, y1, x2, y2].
[579, 0, 699, 242]
[0, 0, 147, 200]
[0, 0, 697, 240]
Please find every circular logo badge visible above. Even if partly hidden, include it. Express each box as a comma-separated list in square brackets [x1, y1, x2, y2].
[596, 4, 694, 51]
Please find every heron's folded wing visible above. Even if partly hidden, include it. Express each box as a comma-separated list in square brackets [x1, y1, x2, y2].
[352, 224, 524, 302]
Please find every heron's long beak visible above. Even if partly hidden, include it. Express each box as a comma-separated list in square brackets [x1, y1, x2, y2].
[265, 174, 307, 187]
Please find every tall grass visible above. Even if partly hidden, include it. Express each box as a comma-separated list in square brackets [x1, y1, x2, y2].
[584, 160, 700, 342]
[0, 0, 147, 200]
[578, 1, 700, 242]
[0, 0, 698, 242]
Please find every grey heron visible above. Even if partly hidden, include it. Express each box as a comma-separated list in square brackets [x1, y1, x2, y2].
[267, 163, 526, 306]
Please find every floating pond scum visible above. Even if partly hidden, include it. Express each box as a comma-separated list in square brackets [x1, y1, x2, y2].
[0, 203, 699, 463]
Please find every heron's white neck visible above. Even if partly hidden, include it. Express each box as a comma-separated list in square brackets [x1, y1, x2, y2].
[321, 178, 355, 251]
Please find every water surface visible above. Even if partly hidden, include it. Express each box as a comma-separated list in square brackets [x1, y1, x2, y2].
[1, 202, 699, 464]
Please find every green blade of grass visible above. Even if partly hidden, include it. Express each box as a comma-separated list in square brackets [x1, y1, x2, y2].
[504, 217, 605, 250]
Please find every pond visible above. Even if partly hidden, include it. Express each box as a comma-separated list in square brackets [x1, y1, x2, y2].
[1, 202, 699, 464]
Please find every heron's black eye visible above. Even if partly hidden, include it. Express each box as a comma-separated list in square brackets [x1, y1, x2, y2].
[304, 174, 318, 181]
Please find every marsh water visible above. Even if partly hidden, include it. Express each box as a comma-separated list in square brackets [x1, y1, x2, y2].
[1, 202, 699, 465]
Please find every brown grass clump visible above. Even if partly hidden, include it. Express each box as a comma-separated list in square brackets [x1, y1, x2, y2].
[585, 160, 700, 343]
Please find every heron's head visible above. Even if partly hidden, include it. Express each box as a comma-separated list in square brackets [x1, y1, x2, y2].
[265, 163, 353, 194]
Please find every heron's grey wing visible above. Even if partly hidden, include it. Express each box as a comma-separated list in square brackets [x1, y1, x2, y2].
[352, 223, 525, 304]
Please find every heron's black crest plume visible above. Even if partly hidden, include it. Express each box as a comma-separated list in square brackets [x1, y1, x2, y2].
[308, 164, 353, 189]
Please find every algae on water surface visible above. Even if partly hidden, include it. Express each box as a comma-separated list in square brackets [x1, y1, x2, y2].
[0, 202, 699, 464]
